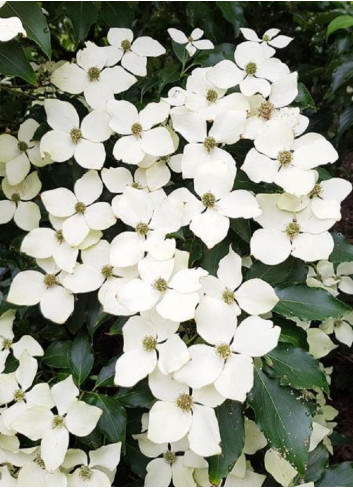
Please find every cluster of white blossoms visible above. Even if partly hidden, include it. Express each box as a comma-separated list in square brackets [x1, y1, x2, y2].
[0, 24, 351, 487]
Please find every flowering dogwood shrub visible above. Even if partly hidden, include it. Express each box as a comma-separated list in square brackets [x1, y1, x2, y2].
[1, 8, 353, 487]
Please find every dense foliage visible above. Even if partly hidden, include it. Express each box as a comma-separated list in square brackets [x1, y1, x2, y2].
[1, 1, 353, 487]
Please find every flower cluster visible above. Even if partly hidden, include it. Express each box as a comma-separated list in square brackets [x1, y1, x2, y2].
[0, 24, 351, 487]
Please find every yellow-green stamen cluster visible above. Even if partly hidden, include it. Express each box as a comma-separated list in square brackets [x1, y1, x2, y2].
[44, 274, 56, 288]
[2, 338, 12, 349]
[13, 389, 26, 402]
[121, 39, 131, 51]
[70, 127, 82, 143]
[309, 184, 322, 198]
[52, 414, 65, 429]
[258, 101, 275, 120]
[88, 66, 100, 81]
[222, 288, 235, 304]
[35, 457, 46, 470]
[136, 222, 149, 236]
[101, 265, 114, 279]
[206, 89, 218, 103]
[176, 393, 193, 412]
[245, 62, 257, 75]
[55, 230, 64, 244]
[285, 221, 301, 239]
[18, 141, 28, 152]
[262, 34, 271, 42]
[203, 136, 217, 152]
[163, 451, 177, 465]
[216, 343, 231, 360]
[142, 335, 157, 352]
[153, 278, 168, 293]
[11, 193, 21, 204]
[202, 192, 216, 208]
[75, 202, 86, 214]
[131, 122, 143, 137]
[277, 151, 292, 167]
[79, 466, 93, 481]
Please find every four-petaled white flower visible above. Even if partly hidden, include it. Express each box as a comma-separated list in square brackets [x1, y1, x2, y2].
[0, 14, 26, 42]
[168, 28, 214, 57]
[240, 27, 293, 54]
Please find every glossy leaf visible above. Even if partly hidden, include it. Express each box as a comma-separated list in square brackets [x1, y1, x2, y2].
[0, 41, 36, 85]
[330, 233, 353, 263]
[327, 15, 353, 38]
[317, 462, 353, 487]
[43, 341, 72, 369]
[69, 334, 94, 386]
[86, 393, 127, 443]
[66, 1, 98, 44]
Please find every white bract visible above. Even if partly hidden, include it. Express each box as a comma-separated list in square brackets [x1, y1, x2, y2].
[0, 15, 26, 42]
[168, 28, 214, 56]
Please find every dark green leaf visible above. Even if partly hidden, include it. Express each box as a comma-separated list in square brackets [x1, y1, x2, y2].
[337, 106, 353, 140]
[317, 462, 353, 487]
[277, 317, 309, 349]
[248, 368, 312, 476]
[99, 1, 134, 28]
[42, 340, 72, 369]
[230, 218, 251, 243]
[124, 440, 149, 478]
[115, 380, 154, 408]
[2, 2, 51, 57]
[199, 240, 230, 275]
[95, 357, 117, 388]
[330, 233, 353, 263]
[172, 40, 186, 63]
[247, 257, 307, 286]
[69, 334, 94, 386]
[295, 82, 316, 110]
[332, 61, 353, 92]
[216, 2, 244, 36]
[0, 41, 36, 85]
[266, 344, 329, 392]
[274, 285, 351, 321]
[198, 43, 235, 67]
[208, 400, 244, 485]
[306, 444, 329, 483]
[86, 393, 127, 443]
[65, 2, 98, 44]
[327, 15, 353, 38]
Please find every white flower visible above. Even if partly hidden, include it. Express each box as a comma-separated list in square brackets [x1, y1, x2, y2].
[0, 15, 26, 42]
[41, 170, 116, 247]
[224, 453, 266, 487]
[187, 160, 261, 248]
[174, 316, 280, 401]
[110, 186, 182, 267]
[0, 171, 41, 231]
[264, 448, 297, 487]
[0, 309, 43, 373]
[107, 100, 174, 165]
[120, 250, 208, 322]
[134, 152, 182, 192]
[62, 443, 121, 486]
[183, 67, 249, 121]
[207, 41, 289, 96]
[168, 28, 214, 57]
[171, 108, 245, 178]
[240, 27, 293, 53]
[195, 247, 279, 344]
[307, 329, 337, 359]
[114, 314, 189, 387]
[0, 119, 51, 186]
[147, 369, 222, 457]
[40, 99, 111, 169]
[107, 28, 165, 76]
[320, 311, 353, 347]
[250, 193, 335, 265]
[12, 375, 102, 472]
[17, 453, 67, 487]
[7, 258, 74, 324]
[51, 41, 137, 111]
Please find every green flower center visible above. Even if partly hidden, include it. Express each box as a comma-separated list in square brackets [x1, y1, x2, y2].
[176, 393, 193, 412]
[263, 34, 271, 42]
[206, 89, 218, 103]
[79, 466, 93, 481]
[101, 265, 114, 279]
[153, 278, 168, 293]
[142, 335, 157, 352]
[121, 39, 131, 51]
[285, 221, 301, 239]
[13, 388, 26, 402]
[131, 182, 142, 189]
[44, 273, 56, 288]
[222, 288, 235, 304]
[18, 141, 28, 152]
[88, 66, 100, 81]
[278, 150, 292, 167]
[75, 201, 86, 214]
[202, 192, 216, 208]
[35, 457, 46, 470]
[245, 62, 257, 75]
[257, 101, 275, 120]
[203, 136, 217, 152]
[135, 222, 149, 236]
[55, 230, 64, 243]
[70, 127, 82, 143]
[52, 414, 65, 429]
[163, 450, 177, 465]
[11, 193, 21, 204]
[310, 183, 322, 198]
[131, 122, 143, 136]
[216, 343, 231, 360]
[334, 320, 342, 328]
[2, 338, 12, 349]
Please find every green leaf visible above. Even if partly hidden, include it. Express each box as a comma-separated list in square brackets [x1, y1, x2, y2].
[69, 334, 94, 386]
[266, 344, 328, 392]
[247, 257, 307, 286]
[306, 444, 329, 483]
[197, 43, 235, 67]
[277, 318, 309, 349]
[199, 240, 230, 275]
[248, 368, 312, 476]
[99, 1, 134, 28]
[317, 462, 353, 486]
[295, 82, 316, 110]
[332, 61, 353, 92]
[95, 357, 117, 388]
[42, 341, 72, 369]
[1, 2, 51, 58]
[115, 380, 154, 408]
[216, 2, 244, 36]
[65, 2, 98, 44]
[0, 41, 36, 85]
[274, 285, 351, 321]
[86, 393, 127, 443]
[230, 218, 251, 243]
[330, 233, 353, 263]
[208, 400, 244, 485]
[327, 15, 353, 38]
[124, 440, 149, 478]
[337, 106, 353, 140]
